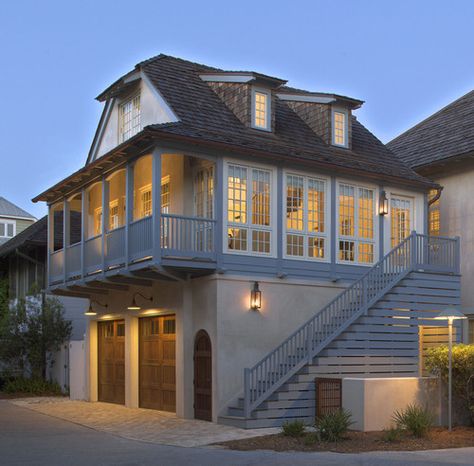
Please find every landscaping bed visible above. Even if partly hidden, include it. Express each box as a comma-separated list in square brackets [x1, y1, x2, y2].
[217, 427, 474, 453]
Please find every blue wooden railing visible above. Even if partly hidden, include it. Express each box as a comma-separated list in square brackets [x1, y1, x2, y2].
[242, 232, 460, 417]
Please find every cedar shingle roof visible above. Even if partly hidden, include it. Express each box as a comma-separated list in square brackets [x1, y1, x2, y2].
[387, 90, 474, 168]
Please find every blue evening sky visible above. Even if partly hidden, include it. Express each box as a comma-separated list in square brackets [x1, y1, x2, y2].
[1, 0, 473, 218]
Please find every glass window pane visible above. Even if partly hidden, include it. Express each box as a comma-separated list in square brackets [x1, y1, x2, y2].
[308, 237, 325, 259]
[358, 188, 374, 239]
[308, 178, 325, 233]
[228, 165, 247, 224]
[339, 240, 355, 262]
[254, 91, 267, 128]
[339, 184, 354, 237]
[334, 111, 346, 145]
[286, 175, 304, 231]
[252, 230, 270, 253]
[287, 234, 304, 257]
[252, 169, 270, 226]
[0, 223, 5, 236]
[228, 228, 247, 251]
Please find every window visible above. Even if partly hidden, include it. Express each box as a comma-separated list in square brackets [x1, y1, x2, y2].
[285, 174, 327, 260]
[391, 196, 412, 248]
[333, 110, 347, 147]
[227, 163, 273, 255]
[337, 183, 375, 264]
[252, 89, 271, 130]
[0, 221, 15, 238]
[109, 200, 119, 230]
[194, 166, 214, 219]
[119, 94, 141, 142]
[94, 207, 103, 236]
[161, 176, 170, 214]
[428, 189, 440, 236]
[139, 184, 152, 218]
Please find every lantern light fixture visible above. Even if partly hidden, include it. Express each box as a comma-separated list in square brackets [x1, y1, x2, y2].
[379, 190, 389, 216]
[127, 292, 153, 311]
[250, 282, 262, 311]
[84, 300, 108, 316]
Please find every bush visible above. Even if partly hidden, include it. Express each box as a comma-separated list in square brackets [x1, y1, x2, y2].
[382, 427, 403, 443]
[392, 404, 433, 438]
[425, 344, 474, 425]
[3, 377, 63, 396]
[281, 420, 306, 437]
[316, 409, 353, 442]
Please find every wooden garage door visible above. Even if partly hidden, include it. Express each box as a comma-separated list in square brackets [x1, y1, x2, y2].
[98, 320, 125, 404]
[139, 315, 176, 411]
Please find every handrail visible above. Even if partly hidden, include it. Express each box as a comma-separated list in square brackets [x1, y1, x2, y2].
[161, 213, 216, 223]
[243, 232, 459, 417]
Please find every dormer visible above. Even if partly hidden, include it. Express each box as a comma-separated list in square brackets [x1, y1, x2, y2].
[278, 91, 363, 149]
[200, 72, 287, 132]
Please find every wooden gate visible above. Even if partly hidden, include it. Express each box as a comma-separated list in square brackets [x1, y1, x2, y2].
[139, 315, 176, 411]
[315, 378, 342, 418]
[98, 320, 125, 404]
[194, 330, 212, 421]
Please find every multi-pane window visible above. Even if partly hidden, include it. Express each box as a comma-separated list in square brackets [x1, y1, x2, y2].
[94, 207, 103, 236]
[253, 89, 270, 130]
[286, 174, 327, 260]
[227, 163, 272, 254]
[161, 176, 170, 214]
[0, 221, 15, 238]
[391, 196, 412, 248]
[109, 200, 119, 230]
[428, 189, 440, 236]
[338, 183, 375, 264]
[140, 185, 152, 218]
[119, 94, 141, 142]
[333, 111, 347, 146]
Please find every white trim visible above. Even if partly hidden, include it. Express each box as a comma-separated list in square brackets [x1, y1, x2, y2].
[332, 107, 349, 148]
[277, 94, 336, 104]
[0, 214, 35, 221]
[251, 87, 272, 131]
[140, 71, 179, 122]
[283, 169, 331, 263]
[223, 158, 277, 258]
[199, 74, 255, 83]
[118, 93, 141, 143]
[0, 219, 16, 238]
[335, 178, 379, 266]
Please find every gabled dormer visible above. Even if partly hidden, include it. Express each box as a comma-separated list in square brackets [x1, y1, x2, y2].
[277, 90, 363, 149]
[87, 69, 179, 164]
[200, 72, 287, 133]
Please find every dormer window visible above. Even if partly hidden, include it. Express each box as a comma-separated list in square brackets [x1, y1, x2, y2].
[332, 109, 348, 147]
[252, 88, 271, 131]
[119, 94, 141, 143]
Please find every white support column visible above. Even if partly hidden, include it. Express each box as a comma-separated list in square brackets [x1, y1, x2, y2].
[86, 319, 98, 402]
[81, 189, 86, 279]
[152, 148, 162, 264]
[125, 314, 139, 408]
[63, 198, 70, 284]
[47, 204, 52, 287]
[125, 163, 134, 268]
[215, 157, 224, 269]
[101, 177, 108, 274]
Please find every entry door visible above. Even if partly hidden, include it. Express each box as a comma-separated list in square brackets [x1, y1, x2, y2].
[139, 315, 176, 412]
[390, 195, 413, 248]
[194, 330, 212, 421]
[98, 320, 125, 404]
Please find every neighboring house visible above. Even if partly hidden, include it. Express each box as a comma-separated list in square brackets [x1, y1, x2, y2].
[388, 90, 474, 344]
[0, 196, 36, 245]
[31, 54, 460, 428]
[0, 216, 88, 397]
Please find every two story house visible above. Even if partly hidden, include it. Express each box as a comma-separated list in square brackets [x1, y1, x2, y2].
[33, 54, 461, 428]
[0, 196, 35, 245]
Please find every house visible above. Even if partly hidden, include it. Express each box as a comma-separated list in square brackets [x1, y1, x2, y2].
[0, 197, 36, 245]
[0, 216, 88, 397]
[388, 89, 474, 345]
[32, 54, 460, 428]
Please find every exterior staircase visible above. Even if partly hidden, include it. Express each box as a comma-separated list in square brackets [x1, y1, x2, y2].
[219, 232, 461, 428]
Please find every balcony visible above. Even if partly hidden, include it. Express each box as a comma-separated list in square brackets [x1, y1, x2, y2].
[48, 150, 217, 288]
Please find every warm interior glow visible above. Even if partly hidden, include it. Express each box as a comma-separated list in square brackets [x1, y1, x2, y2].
[250, 282, 262, 310]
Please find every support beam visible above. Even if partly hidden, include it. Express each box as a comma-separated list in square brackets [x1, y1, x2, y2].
[152, 148, 162, 263]
[86, 280, 129, 292]
[106, 275, 153, 287]
[67, 285, 109, 295]
[50, 289, 90, 299]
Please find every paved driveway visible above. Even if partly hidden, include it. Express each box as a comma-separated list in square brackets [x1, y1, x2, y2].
[2, 400, 474, 465]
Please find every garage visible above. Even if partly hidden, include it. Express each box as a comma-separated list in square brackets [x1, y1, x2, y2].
[139, 315, 176, 411]
[98, 320, 125, 404]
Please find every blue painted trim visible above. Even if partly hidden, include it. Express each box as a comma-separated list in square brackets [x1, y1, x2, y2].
[125, 163, 134, 270]
[215, 157, 224, 269]
[379, 185, 384, 260]
[330, 176, 337, 280]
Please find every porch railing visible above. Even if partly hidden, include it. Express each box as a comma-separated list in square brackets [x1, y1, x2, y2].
[243, 232, 460, 417]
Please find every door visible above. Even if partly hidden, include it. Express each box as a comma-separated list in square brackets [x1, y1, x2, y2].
[139, 315, 176, 411]
[98, 320, 125, 404]
[194, 330, 212, 421]
[390, 195, 413, 248]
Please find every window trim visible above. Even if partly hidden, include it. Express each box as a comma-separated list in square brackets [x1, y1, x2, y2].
[332, 107, 349, 148]
[138, 183, 152, 218]
[223, 159, 277, 257]
[283, 170, 331, 262]
[251, 87, 272, 131]
[0, 219, 16, 238]
[336, 179, 379, 266]
[118, 93, 141, 143]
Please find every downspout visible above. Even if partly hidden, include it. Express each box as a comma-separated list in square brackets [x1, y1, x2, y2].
[428, 187, 443, 206]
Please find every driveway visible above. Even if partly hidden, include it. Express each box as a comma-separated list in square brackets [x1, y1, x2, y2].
[1, 400, 474, 466]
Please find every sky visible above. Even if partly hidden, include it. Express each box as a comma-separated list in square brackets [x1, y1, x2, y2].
[1, 0, 473, 219]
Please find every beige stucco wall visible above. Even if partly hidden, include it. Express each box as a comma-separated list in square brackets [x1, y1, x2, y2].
[342, 377, 441, 431]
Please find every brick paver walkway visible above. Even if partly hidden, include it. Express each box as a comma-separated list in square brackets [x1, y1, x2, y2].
[11, 398, 277, 447]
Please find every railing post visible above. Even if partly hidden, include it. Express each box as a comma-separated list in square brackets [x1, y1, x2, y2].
[152, 148, 162, 264]
[244, 368, 251, 418]
[455, 236, 461, 274]
[410, 231, 417, 270]
[63, 198, 69, 284]
[81, 188, 86, 279]
[306, 320, 313, 362]
[101, 176, 108, 274]
[125, 162, 134, 269]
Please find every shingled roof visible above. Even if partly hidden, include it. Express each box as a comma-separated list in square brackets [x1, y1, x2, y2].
[33, 54, 435, 203]
[0, 196, 35, 219]
[388, 90, 474, 169]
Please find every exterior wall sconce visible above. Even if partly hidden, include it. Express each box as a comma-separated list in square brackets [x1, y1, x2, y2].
[379, 190, 389, 216]
[127, 292, 153, 310]
[250, 282, 262, 311]
[84, 300, 108, 316]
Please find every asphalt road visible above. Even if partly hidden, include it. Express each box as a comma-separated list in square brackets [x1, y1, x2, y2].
[0, 400, 473, 466]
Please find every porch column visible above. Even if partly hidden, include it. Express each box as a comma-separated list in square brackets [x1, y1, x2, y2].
[379, 185, 385, 260]
[276, 166, 284, 276]
[124, 314, 139, 408]
[81, 188, 86, 279]
[63, 198, 70, 284]
[125, 162, 134, 268]
[152, 148, 162, 263]
[215, 157, 224, 268]
[330, 176, 337, 280]
[86, 319, 98, 402]
[47, 204, 52, 287]
[101, 176, 108, 274]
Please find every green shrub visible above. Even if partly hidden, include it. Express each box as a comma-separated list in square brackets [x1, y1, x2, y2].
[382, 427, 403, 443]
[303, 431, 320, 445]
[3, 377, 63, 396]
[281, 420, 306, 437]
[392, 404, 433, 438]
[316, 409, 353, 442]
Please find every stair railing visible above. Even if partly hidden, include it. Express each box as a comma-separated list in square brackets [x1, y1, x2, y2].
[243, 232, 459, 417]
